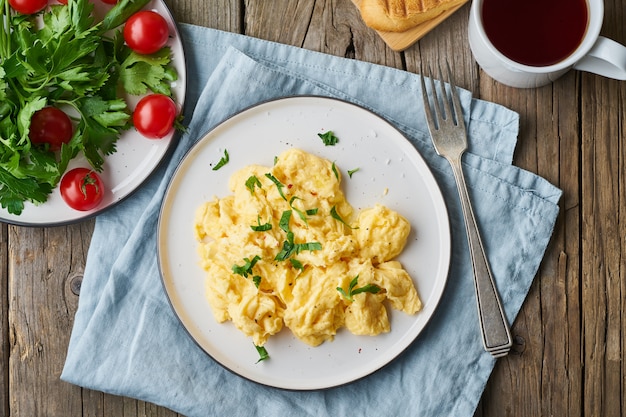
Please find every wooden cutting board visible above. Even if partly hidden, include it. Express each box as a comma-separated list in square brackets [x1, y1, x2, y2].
[351, 0, 469, 51]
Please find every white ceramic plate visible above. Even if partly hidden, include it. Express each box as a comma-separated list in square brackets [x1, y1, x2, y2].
[0, 0, 186, 226]
[158, 96, 450, 390]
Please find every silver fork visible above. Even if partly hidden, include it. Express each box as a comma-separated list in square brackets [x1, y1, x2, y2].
[420, 64, 513, 358]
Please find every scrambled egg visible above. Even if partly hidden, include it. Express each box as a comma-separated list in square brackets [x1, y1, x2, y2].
[194, 148, 421, 347]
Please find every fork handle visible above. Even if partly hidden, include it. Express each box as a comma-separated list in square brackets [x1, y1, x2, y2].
[448, 155, 513, 356]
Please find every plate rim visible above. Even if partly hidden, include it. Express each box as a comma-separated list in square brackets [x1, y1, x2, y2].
[157, 95, 451, 390]
[0, 0, 187, 227]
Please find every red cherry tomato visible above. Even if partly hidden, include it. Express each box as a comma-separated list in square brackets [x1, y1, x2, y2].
[57, 0, 68, 4]
[133, 94, 177, 139]
[101, 0, 118, 3]
[60, 168, 105, 211]
[8, 0, 47, 14]
[123, 11, 169, 55]
[29, 107, 73, 151]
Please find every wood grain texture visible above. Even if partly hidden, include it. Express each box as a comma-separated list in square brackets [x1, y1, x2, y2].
[2, 0, 626, 416]
[8, 223, 93, 416]
[1, 223, 8, 417]
[581, 74, 625, 417]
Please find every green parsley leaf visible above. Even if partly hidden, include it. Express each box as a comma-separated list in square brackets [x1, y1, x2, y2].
[279, 210, 292, 232]
[318, 130, 339, 146]
[101, 0, 152, 31]
[245, 175, 262, 194]
[348, 168, 360, 178]
[274, 210, 321, 261]
[331, 161, 339, 180]
[232, 255, 261, 278]
[289, 196, 309, 224]
[251, 216, 272, 232]
[119, 48, 176, 96]
[265, 172, 287, 200]
[337, 275, 382, 302]
[330, 205, 357, 229]
[296, 241, 322, 253]
[212, 149, 229, 171]
[290, 258, 304, 271]
[255, 344, 269, 363]
[275, 235, 296, 261]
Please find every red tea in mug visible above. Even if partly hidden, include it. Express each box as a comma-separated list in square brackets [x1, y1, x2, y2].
[482, 0, 589, 67]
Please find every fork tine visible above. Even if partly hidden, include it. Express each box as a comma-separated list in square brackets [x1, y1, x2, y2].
[428, 67, 445, 127]
[443, 61, 466, 129]
[435, 64, 453, 124]
[420, 72, 437, 131]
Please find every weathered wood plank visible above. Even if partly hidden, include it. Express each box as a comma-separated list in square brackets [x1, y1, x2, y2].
[581, 74, 624, 417]
[538, 78, 583, 417]
[8, 223, 93, 416]
[166, 0, 242, 31]
[404, 5, 478, 91]
[473, 68, 584, 416]
[1, 223, 8, 417]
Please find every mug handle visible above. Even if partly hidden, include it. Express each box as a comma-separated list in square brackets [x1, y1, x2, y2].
[573, 36, 626, 80]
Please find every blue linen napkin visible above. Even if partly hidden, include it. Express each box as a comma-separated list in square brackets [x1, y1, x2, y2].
[61, 23, 562, 417]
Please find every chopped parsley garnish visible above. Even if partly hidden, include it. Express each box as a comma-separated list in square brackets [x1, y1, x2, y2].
[330, 205, 357, 229]
[212, 149, 229, 171]
[290, 258, 304, 271]
[233, 256, 263, 288]
[331, 162, 339, 180]
[275, 233, 322, 261]
[255, 345, 269, 363]
[289, 196, 306, 222]
[232, 255, 261, 278]
[250, 216, 272, 232]
[245, 175, 262, 194]
[348, 168, 360, 178]
[275, 210, 322, 261]
[289, 196, 318, 225]
[265, 173, 287, 200]
[337, 275, 382, 302]
[318, 131, 339, 146]
[279, 210, 292, 232]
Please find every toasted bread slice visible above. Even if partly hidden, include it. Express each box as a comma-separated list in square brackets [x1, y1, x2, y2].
[359, 0, 466, 32]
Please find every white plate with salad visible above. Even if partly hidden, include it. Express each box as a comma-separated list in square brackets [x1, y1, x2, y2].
[157, 96, 451, 390]
[0, 0, 186, 226]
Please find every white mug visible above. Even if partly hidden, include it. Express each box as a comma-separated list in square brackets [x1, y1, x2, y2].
[468, 0, 626, 88]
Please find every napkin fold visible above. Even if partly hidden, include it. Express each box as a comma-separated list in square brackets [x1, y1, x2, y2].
[61, 23, 562, 417]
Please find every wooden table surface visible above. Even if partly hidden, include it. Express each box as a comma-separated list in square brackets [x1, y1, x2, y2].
[2, 0, 625, 416]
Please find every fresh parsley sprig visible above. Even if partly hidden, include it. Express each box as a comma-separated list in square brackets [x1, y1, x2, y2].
[264, 172, 286, 200]
[337, 275, 382, 302]
[0, 0, 178, 215]
[250, 216, 272, 232]
[255, 344, 269, 363]
[330, 205, 357, 229]
[245, 175, 262, 194]
[318, 130, 338, 146]
[232, 255, 261, 278]
[212, 149, 229, 171]
[274, 210, 322, 261]
[232, 255, 262, 288]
